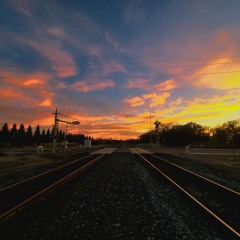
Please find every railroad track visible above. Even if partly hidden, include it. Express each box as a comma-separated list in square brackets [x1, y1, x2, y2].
[0, 153, 105, 223]
[131, 148, 240, 239]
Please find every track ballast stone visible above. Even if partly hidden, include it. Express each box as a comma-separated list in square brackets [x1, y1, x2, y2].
[3, 149, 225, 239]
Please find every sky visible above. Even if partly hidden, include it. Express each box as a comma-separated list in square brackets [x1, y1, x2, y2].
[0, 0, 240, 140]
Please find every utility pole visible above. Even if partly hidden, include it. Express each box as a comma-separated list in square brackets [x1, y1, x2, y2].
[154, 120, 161, 147]
[52, 108, 80, 153]
[52, 108, 60, 153]
[150, 111, 152, 143]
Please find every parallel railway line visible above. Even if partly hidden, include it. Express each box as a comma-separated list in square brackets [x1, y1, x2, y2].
[131, 148, 240, 239]
[1, 146, 240, 238]
[0, 153, 105, 222]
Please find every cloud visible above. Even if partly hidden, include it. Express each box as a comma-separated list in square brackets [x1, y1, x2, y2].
[143, 92, 171, 108]
[125, 78, 177, 92]
[124, 78, 175, 109]
[1, 0, 240, 140]
[125, 78, 150, 90]
[0, 88, 22, 98]
[189, 58, 240, 90]
[22, 79, 43, 86]
[154, 90, 240, 127]
[125, 96, 145, 107]
[59, 79, 115, 92]
[124, 90, 171, 109]
[0, 66, 55, 114]
[17, 37, 78, 78]
[155, 79, 177, 91]
[39, 99, 52, 107]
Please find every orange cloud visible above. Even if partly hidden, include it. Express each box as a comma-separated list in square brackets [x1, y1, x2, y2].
[155, 79, 177, 91]
[191, 58, 240, 89]
[125, 96, 145, 107]
[155, 91, 240, 127]
[0, 67, 55, 114]
[23, 79, 43, 86]
[143, 92, 170, 107]
[0, 88, 21, 98]
[125, 79, 177, 92]
[39, 99, 52, 107]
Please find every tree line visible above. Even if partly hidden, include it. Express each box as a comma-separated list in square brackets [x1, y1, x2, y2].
[0, 123, 86, 146]
[139, 119, 240, 148]
[1, 119, 240, 147]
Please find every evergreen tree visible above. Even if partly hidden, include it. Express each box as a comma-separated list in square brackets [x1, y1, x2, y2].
[10, 123, 18, 145]
[46, 129, 51, 143]
[41, 129, 46, 144]
[59, 130, 64, 142]
[17, 123, 26, 145]
[0, 123, 10, 144]
[26, 125, 33, 145]
[33, 125, 41, 145]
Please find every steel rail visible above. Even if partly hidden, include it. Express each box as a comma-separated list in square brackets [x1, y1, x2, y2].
[150, 151, 240, 196]
[130, 148, 240, 239]
[0, 154, 93, 192]
[0, 154, 105, 222]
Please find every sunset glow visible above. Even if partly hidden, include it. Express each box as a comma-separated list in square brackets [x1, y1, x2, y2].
[0, 1, 240, 140]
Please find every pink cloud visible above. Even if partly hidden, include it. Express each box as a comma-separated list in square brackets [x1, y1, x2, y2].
[155, 79, 177, 91]
[97, 60, 127, 76]
[125, 79, 150, 90]
[59, 79, 115, 92]
[46, 27, 66, 38]
[17, 37, 78, 78]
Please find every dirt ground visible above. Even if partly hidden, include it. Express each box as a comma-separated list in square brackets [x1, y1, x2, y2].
[0, 145, 102, 189]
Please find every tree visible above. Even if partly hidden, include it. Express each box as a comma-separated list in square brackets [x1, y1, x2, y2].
[26, 125, 33, 145]
[41, 129, 46, 144]
[211, 119, 240, 147]
[17, 123, 26, 145]
[33, 125, 41, 145]
[10, 123, 18, 145]
[45, 128, 51, 143]
[0, 123, 10, 144]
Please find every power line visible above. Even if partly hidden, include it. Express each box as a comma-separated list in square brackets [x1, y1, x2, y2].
[0, 56, 240, 67]
[0, 61, 240, 73]
[1, 70, 240, 80]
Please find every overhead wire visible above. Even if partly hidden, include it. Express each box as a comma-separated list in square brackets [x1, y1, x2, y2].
[1, 70, 240, 81]
[0, 61, 240, 73]
[0, 56, 240, 79]
[1, 55, 240, 66]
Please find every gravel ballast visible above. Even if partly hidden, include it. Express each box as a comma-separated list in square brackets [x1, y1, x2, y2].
[2, 148, 227, 239]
